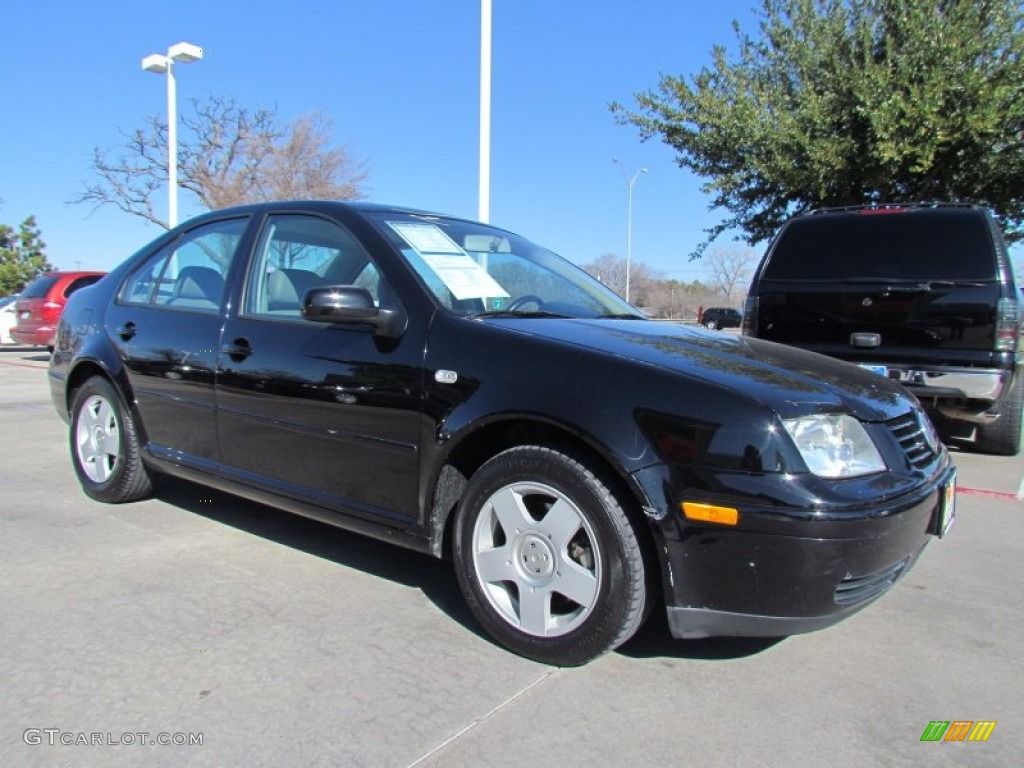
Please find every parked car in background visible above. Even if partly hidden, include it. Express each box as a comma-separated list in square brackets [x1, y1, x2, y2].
[743, 203, 1021, 455]
[12, 271, 106, 350]
[0, 294, 20, 344]
[50, 201, 955, 665]
[701, 306, 742, 330]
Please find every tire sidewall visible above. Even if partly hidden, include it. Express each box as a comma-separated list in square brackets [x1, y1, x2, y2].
[453, 447, 641, 666]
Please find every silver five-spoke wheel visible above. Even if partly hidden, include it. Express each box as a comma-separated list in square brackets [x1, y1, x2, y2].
[472, 481, 601, 637]
[76, 394, 120, 483]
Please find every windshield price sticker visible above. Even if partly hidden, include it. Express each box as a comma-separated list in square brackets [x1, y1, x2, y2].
[388, 221, 509, 301]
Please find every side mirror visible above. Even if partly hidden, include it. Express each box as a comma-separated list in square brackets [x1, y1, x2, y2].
[301, 286, 408, 339]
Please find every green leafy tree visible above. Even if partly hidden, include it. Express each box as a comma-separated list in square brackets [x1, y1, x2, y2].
[612, 0, 1024, 254]
[0, 215, 52, 296]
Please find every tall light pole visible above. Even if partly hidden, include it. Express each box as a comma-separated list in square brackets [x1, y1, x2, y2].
[142, 42, 203, 228]
[612, 158, 647, 304]
[479, 0, 492, 223]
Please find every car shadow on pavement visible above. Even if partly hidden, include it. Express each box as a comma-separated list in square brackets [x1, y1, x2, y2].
[0, 345, 49, 361]
[155, 476, 786, 664]
[617, 610, 784, 661]
[153, 477, 486, 639]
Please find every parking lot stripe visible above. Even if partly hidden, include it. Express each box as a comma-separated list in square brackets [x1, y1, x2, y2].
[0, 360, 47, 370]
[957, 486, 1023, 502]
[405, 670, 555, 768]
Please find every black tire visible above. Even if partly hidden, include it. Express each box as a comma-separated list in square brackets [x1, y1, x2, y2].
[452, 446, 647, 666]
[69, 377, 153, 502]
[975, 373, 1022, 456]
[705, 320, 718, 330]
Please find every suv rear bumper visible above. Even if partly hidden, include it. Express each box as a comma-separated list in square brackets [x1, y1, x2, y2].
[860, 364, 1012, 404]
[11, 324, 55, 347]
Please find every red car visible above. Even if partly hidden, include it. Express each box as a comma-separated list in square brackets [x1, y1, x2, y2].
[12, 271, 106, 350]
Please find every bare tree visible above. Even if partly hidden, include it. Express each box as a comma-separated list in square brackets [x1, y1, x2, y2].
[705, 245, 757, 303]
[580, 253, 661, 305]
[71, 96, 367, 229]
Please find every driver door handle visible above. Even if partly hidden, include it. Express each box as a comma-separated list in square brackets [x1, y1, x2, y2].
[116, 322, 137, 340]
[222, 339, 253, 359]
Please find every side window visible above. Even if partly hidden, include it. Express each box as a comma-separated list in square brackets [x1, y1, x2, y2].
[120, 218, 248, 312]
[64, 275, 104, 298]
[244, 214, 388, 318]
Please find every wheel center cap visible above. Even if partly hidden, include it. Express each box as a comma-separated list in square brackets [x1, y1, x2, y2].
[514, 533, 556, 583]
[92, 426, 105, 449]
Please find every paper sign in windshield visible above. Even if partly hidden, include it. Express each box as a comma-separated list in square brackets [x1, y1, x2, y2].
[388, 221, 509, 301]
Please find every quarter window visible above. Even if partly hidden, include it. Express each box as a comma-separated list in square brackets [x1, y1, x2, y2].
[120, 218, 248, 312]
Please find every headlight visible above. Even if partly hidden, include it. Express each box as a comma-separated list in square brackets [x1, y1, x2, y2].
[782, 414, 886, 478]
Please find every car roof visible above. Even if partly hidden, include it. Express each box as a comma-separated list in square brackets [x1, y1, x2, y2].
[178, 200, 515, 235]
[804, 202, 988, 218]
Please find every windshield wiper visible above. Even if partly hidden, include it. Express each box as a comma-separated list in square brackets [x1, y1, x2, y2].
[594, 313, 646, 320]
[469, 310, 573, 319]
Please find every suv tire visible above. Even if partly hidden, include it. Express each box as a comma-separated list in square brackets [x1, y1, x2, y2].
[975, 374, 1023, 456]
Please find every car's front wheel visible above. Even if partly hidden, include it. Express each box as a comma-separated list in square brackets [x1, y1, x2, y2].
[70, 377, 153, 503]
[453, 446, 648, 666]
[705, 320, 718, 330]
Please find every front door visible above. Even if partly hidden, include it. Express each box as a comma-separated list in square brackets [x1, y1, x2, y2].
[215, 213, 424, 523]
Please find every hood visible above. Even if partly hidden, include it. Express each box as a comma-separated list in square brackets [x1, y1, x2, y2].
[486, 318, 915, 421]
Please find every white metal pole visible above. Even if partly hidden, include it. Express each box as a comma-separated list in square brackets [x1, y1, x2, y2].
[625, 181, 633, 303]
[167, 58, 178, 228]
[479, 0, 492, 223]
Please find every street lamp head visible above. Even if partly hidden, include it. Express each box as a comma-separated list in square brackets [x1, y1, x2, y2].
[168, 42, 203, 63]
[141, 54, 168, 73]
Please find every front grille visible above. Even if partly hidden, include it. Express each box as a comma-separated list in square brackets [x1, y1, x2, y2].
[834, 558, 909, 606]
[886, 412, 938, 469]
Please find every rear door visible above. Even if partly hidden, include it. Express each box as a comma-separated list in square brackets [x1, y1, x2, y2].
[105, 217, 251, 471]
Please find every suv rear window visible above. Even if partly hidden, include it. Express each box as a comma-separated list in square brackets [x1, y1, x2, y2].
[22, 275, 60, 299]
[764, 210, 996, 282]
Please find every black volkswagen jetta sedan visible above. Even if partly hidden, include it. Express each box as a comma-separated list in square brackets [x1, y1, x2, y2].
[50, 202, 956, 665]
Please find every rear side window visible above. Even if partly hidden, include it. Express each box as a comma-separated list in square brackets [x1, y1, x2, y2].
[764, 210, 997, 282]
[22, 275, 59, 298]
[64, 275, 104, 297]
[120, 218, 249, 312]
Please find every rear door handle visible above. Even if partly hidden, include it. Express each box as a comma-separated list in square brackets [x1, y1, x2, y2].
[116, 322, 137, 340]
[222, 339, 253, 359]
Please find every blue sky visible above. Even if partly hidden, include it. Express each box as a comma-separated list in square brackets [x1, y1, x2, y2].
[1, 0, 769, 281]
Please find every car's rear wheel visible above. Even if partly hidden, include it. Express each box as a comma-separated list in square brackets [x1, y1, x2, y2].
[453, 446, 647, 666]
[70, 377, 153, 502]
[975, 373, 1023, 456]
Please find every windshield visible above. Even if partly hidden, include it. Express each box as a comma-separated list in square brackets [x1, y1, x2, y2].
[368, 212, 641, 318]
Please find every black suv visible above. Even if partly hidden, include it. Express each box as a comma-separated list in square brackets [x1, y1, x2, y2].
[701, 307, 742, 330]
[743, 203, 1022, 455]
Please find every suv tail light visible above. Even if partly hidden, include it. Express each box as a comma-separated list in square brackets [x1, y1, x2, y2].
[42, 301, 63, 323]
[742, 296, 758, 336]
[995, 296, 1020, 352]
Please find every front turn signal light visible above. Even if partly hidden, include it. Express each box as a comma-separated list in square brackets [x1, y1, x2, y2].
[681, 502, 739, 526]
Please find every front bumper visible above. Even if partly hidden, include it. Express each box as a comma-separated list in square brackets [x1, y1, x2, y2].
[633, 462, 955, 639]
